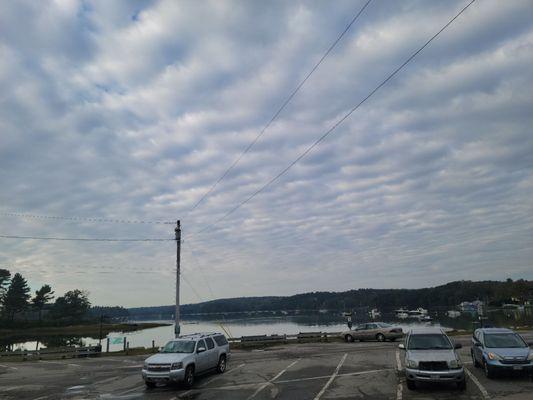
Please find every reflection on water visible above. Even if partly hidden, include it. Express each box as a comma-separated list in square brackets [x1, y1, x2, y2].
[3, 308, 532, 352]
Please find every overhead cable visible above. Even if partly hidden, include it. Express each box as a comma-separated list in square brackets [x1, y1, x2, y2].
[191, 0, 476, 237]
[0, 234, 174, 242]
[185, 0, 373, 215]
[0, 212, 174, 225]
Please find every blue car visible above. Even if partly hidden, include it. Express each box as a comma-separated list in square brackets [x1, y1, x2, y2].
[471, 328, 533, 379]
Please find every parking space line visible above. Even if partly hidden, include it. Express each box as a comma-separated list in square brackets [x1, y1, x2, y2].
[313, 352, 347, 400]
[0, 364, 18, 370]
[465, 368, 490, 399]
[396, 382, 403, 400]
[178, 363, 247, 397]
[246, 359, 299, 400]
[198, 363, 246, 388]
[395, 350, 402, 371]
[277, 368, 391, 384]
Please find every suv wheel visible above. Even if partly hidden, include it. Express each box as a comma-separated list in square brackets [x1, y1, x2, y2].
[345, 334, 354, 343]
[471, 350, 480, 368]
[217, 355, 227, 373]
[483, 360, 495, 379]
[183, 365, 195, 389]
[406, 380, 416, 390]
[376, 333, 385, 342]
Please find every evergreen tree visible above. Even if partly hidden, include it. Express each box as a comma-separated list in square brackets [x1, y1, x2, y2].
[3, 273, 31, 321]
[0, 268, 11, 316]
[51, 290, 91, 322]
[32, 284, 55, 322]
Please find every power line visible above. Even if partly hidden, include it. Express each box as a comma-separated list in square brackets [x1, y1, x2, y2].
[185, 0, 373, 215]
[0, 212, 174, 225]
[191, 0, 476, 238]
[0, 234, 174, 242]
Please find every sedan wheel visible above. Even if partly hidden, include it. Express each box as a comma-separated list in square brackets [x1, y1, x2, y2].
[345, 334, 354, 343]
[376, 333, 385, 342]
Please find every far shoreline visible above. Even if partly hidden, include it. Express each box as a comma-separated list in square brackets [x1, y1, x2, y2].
[0, 322, 171, 341]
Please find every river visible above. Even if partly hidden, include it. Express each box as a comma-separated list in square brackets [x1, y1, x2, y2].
[4, 308, 531, 352]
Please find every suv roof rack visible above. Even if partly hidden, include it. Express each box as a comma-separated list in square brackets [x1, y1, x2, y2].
[177, 332, 223, 339]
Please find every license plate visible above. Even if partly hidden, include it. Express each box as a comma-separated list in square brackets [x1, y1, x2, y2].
[513, 366, 523, 370]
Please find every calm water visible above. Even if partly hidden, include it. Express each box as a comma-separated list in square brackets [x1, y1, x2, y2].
[4, 308, 532, 352]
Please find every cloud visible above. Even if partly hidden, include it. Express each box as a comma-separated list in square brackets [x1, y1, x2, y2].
[0, 0, 532, 306]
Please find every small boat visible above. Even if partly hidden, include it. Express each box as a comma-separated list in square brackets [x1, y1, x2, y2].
[408, 307, 428, 317]
[397, 312, 409, 319]
[446, 310, 461, 318]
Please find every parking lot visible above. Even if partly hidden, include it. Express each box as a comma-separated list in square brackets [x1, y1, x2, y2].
[1, 340, 532, 400]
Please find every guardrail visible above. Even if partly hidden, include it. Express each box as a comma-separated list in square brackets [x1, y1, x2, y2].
[0, 345, 102, 361]
[228, 331, 342, 346]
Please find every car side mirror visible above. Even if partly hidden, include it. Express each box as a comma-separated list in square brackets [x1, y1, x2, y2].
[398, 343, 405, 350]
[454, 343, 462, 349]
[197, 346, 206, 353]
[528, 341, 533, 347]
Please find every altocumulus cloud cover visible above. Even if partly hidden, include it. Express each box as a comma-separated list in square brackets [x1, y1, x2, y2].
[0, 0, 532, 307]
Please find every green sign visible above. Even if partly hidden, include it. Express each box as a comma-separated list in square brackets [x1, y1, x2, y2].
[110, 337, 124, 345]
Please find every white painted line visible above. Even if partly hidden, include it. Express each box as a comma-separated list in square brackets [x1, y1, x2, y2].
[396, 383, 403, 400]
[246, 359, 299, 400]
[313, 353, 347, 400]
[395, 350, 402, 371]
[465, 368, 490, 399]
[198, 363, 246, 388]
[118, 384, 145, 395]
[0, 364, 18, 370]
[278, 368, 390, 384]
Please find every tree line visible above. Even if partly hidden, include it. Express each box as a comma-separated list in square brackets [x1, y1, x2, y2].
[128, 279, 533, 317]
[0, 268, 91, 327]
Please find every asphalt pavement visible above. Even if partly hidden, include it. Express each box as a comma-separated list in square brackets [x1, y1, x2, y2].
[1, 340, 532, 399]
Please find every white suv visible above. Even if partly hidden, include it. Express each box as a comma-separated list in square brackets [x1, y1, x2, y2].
[142, 332, 230, 388]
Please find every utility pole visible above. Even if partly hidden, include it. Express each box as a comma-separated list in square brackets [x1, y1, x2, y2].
[175, 220, 181, 338]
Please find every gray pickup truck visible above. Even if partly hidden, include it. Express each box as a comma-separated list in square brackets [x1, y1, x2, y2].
[142, 332, 230, 388]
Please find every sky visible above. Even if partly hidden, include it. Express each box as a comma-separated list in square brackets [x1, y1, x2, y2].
[0, 0, 532, 308]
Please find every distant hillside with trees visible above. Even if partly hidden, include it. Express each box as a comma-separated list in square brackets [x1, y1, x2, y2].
[128, 279, 533, 318]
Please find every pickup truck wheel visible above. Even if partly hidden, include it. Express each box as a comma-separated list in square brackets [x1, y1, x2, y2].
[376, 333, 385, 342]
[145, 381, 156, 389]
[345, 334, 354, 343]
[183, 366, 195, 389]
[406, 380, 416, 390]
[217, 355, 227, 373]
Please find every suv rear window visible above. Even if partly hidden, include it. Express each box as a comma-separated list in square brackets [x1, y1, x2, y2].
[214, 335, 228, 346]
[205, 337, 215, 350]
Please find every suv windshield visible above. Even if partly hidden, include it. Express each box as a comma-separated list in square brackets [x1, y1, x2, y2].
[161, 340, 196, 353]
[485, 333, 527, 348]
[408, 334, 452, 350]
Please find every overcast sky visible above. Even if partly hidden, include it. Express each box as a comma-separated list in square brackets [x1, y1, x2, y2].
[1, 0, 532, 307]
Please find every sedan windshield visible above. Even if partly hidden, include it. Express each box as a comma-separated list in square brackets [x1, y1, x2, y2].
[485, 333, 527, 348]
[408, 334, 452, 350]
[161, 340, 195, 353]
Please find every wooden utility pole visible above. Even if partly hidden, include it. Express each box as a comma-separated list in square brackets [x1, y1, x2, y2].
[175, 220, 181, 337]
